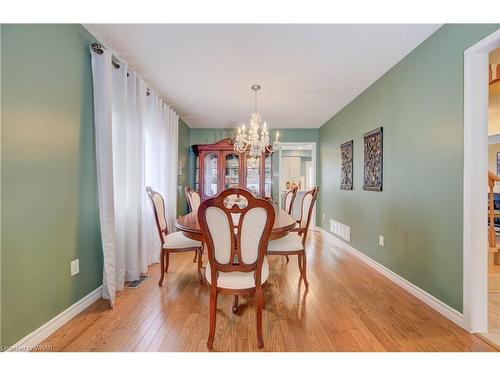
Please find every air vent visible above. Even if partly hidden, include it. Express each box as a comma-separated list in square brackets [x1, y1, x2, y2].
[329, 218, 351, 242]
[126, 274, 150, 288]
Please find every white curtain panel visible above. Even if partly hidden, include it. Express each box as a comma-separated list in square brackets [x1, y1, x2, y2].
[166, 105, 179, 232]
[90, 47, 179, 306]
[90, 49, 117, 304]
[142, 93, 179, 266]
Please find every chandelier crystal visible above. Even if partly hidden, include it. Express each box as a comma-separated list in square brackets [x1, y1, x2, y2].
[233, 85, 280, 157]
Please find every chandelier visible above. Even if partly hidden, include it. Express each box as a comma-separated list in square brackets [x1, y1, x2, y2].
[233, 85, 280, 157]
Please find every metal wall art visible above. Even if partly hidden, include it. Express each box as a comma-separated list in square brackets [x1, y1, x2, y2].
[363, 127, 383, 191]
[340, 140, 353, 190]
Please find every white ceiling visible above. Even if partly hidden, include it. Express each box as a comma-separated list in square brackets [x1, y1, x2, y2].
[84, 24, 441, 129]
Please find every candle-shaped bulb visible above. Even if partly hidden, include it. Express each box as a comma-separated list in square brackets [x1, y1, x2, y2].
[276, 131, 280, 140]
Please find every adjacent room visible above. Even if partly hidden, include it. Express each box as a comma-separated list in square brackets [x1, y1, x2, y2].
[2, 22, 500, 355]
[486, 47, 500, 348]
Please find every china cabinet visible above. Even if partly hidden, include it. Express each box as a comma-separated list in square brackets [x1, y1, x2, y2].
[192, 138, 272, 200]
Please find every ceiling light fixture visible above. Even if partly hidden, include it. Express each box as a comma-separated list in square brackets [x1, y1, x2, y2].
[233, 85, 280, 157]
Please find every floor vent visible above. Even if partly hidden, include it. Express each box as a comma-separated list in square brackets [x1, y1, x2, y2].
[126, 274, 150, 289]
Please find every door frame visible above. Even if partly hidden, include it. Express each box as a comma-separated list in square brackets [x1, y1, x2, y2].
[277, 142, 317, 228]
[463, 28, 500, 333]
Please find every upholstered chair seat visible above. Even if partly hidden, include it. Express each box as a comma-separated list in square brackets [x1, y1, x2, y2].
[205, 257, 269, 289]
[267, 232, 304, 253]
[163, 231, 202, 249]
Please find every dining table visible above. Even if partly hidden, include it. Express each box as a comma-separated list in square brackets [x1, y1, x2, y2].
[175, 204, 297, 242]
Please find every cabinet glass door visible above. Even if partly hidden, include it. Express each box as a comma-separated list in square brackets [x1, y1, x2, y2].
[225, 153, 240, 189]
[264, 154, 272, 197]
[204, 153, 218, 197]
[246, 156, 260, 196]
[195, 155, 200, 191]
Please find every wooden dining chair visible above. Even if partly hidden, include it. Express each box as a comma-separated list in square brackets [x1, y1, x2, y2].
[281, 186, 299, 263]
[185, 186, 203, 263]
[198, 188, 275, 349]
[184, 186, 201, 213]
[146, 186, 203, 286]
[267, 186, 319, 289]
[282, 186, 298, 215]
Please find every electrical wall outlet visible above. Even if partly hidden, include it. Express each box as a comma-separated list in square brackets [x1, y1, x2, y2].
[379, 235, 384, 247]
[70, 259, 80, 276]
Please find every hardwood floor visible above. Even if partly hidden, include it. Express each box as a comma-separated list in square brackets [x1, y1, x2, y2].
[480, 247, 500, 348]
[481, 292, 500, 348]
[38, 230, 496, 352]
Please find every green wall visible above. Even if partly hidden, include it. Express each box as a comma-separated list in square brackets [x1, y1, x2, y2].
[1, 24, 103, 348]
[187, 127, 319, 201]
[177, 119, 191, 216]
[318, 24, 500, 312]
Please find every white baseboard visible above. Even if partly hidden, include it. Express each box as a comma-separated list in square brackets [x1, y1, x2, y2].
[6, 285, 103, 351]
[315, 227, 465, 329]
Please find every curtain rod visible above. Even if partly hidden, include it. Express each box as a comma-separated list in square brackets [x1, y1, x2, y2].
[91, 42, 151, 96]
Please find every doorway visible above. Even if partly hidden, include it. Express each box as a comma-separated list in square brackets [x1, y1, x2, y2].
[463, 29, 500, 341]
[275, 142, 317, 227]
[483, 48, 500, 348]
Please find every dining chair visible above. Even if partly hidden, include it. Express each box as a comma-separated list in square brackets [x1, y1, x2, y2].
[185, 186, 203, 263]
[198, 188, 275, 349]
[281, 186, 299, 263]
[282, 186, 298, 215]
[184, 186, 201, 213]
[267, 186, 319, 289]
[146, 186, 203, 286]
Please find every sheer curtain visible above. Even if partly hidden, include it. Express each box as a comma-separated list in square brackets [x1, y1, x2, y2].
[142, 92, 179, 268]
[90, 46, 179, 306]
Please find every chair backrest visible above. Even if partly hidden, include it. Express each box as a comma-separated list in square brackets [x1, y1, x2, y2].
[297, 186, 320, 242]
[283, 186, 298, 215]
[146, 186, 168, 245]
[185, 186, 201, 213]
[198, 188, 275, 283]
